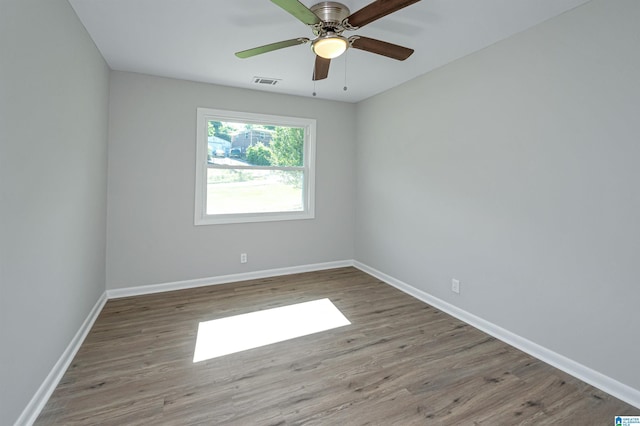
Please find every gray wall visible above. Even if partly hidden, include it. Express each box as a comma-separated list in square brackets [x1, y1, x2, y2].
[355, 0, 640, 392]
[106, 72, 356, 289]
[0, 0, 110, 424]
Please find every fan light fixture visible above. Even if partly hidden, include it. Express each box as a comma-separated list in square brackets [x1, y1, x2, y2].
[235, 0, 418, 82]
[312, 34, 348, 59]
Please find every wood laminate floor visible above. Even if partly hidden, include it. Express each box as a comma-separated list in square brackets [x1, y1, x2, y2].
[36, 267, 636, 425]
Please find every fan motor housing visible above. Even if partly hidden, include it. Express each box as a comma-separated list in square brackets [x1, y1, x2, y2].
[311, 2, 350, 30]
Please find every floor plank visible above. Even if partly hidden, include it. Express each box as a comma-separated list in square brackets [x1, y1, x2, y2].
[36, 267, 636, 425]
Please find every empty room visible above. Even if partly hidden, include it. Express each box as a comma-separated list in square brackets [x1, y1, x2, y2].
[2, 0, 640, 424]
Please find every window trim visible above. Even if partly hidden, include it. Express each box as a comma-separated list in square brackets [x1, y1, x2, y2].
[194, 107, 316, 225]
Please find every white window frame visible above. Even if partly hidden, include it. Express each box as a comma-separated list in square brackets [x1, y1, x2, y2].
[195, 108, 316, 225]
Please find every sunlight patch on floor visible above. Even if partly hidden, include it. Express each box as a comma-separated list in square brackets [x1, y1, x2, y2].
[193, 298, 350, 362]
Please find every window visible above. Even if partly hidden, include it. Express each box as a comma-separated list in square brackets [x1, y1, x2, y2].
[195, 108, 316, 225]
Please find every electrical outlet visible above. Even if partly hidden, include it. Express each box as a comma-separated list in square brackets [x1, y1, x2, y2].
[451, 279, 460, 294]
[240, 253, 247, 264]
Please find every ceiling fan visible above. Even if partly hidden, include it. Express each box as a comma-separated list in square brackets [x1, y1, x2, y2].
[235, 0, 421, 81]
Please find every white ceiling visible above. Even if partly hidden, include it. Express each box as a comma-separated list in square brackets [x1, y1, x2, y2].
[69, 0, 590, 103]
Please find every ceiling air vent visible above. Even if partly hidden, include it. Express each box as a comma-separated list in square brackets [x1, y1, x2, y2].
[253, 77, 281, 86]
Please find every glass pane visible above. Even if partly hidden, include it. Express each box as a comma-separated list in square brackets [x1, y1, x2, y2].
[207, 120, 303, 167]
[206, 168, 304, 215]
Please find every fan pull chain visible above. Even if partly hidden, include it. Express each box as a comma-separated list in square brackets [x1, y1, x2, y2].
[343, 51, 348, 91]
[312, 80, 317, 97]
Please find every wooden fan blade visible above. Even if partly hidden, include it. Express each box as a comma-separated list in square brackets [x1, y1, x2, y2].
[235, 38, 309, 59]
[271, 0, 321, 25]
[313, 56, 331, 80]
[345, 0, 421, 29]
[350, 36, 414, 60]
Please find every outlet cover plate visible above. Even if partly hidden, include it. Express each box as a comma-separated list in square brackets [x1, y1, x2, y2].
[452, 279, 460, 294]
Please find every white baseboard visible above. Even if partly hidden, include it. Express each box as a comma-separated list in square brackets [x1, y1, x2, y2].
[106, 260, 354, 299]
[15, 292, 108, 426]
[353, 261, 640, 410]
